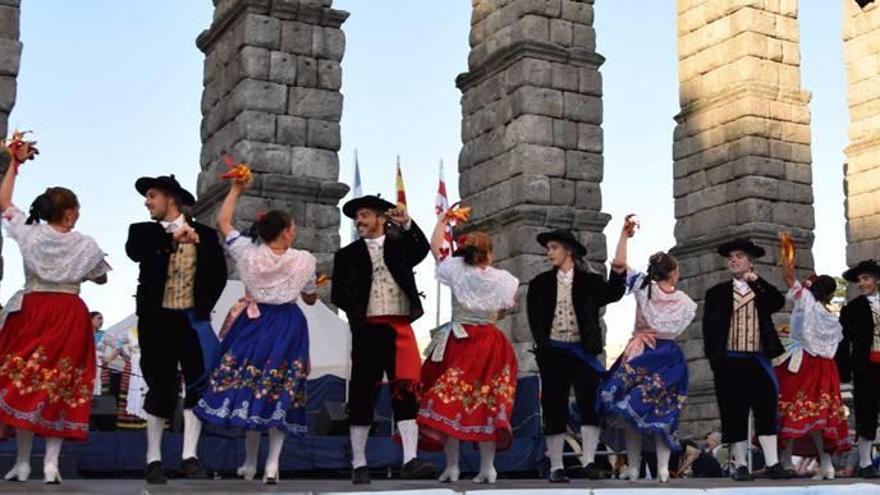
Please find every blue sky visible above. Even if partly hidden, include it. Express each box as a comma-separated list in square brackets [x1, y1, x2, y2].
[3, 2, 849, 352]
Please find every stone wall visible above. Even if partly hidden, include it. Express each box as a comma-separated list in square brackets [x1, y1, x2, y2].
[193, 0, 349, 290]
[0, 0, 20, 284]
[843, 0, 880, 270]
[458, 0, 608, 374]
[672, 0, 816, 436]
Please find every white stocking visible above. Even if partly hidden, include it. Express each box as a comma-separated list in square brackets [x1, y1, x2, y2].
[439, 437, 460, 481]
[146, 414, 165, 464]
[811, 431, 832, 476]
[473, 441, 497, 483]
[758, 434, 779, 467]
[546, 434, 565, 472]
[655, 435, 670, 480]
[781, 438, 794, 469]
[265, 428, 284, 473]
[397, 419, 418, 465]
[15, 428, 33, 466]
[732, 440, 748, 468]
[624, 423, 642, 474]
[44, 437, 63, 469]
[350, 425, 369, 469]
[181, 409, 202, 460]
[242, 430, 260, 472]
[859, 436, 874, 469]
[580, 425, 600, 466]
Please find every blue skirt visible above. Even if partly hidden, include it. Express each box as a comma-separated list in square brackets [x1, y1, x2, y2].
[597, 339, 688, 451]
[195, 302, 309, 434]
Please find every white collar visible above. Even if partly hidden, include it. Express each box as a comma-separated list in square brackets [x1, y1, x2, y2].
[364, 235, 385, 248]
[160, 214, 185, 233]
[869, 292, 879, 308]
[557, 268, 574, 284]
[732, 277, 751, 295]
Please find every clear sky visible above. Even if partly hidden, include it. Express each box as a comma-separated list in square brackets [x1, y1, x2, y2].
[3, 2, 849, 354]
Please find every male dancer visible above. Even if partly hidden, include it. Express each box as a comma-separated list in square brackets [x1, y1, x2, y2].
[126, 175, 227, 484]
[837, 259, 880, 478]
[527, 229, 626, 482]
[703, 238, 791, 481]
[331, 195, 435, 484]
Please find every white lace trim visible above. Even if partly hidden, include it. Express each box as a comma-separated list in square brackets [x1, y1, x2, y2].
[786, 281, 843, 358]
[435, 257, 518, 312]
[630, 272, 697, 339]
[2, 206, 110, 285]
[225, 230, 316, 304]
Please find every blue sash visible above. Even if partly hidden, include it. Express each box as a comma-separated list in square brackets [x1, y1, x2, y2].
[726, 351, 779, 395]
[187, 310, 220, 393]
[547, 340, 606, 375]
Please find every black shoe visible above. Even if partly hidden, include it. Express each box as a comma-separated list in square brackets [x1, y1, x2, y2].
[352, 466, 370, 484]
[859, 465, 880, 479]
[732, 465, 753, 481]
[582, 462, 612, 480]
[145, 461, 167, 485]
[400, 458, 436, 479]
[549, 468, 570, 483]
[179, 457, 208, 479]
[763, 463, 795, 480]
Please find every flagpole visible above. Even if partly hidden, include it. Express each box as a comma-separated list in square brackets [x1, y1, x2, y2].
[435, 158, 443, 331]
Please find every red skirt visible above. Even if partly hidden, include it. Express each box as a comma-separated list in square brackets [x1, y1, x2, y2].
[776, 353, 850, 455]
[0, 292, 95, 440]
[418, 323, 517, 451]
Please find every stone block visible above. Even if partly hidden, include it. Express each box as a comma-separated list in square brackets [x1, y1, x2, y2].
[511, 86, 564, 118]
[288, 87, 343, 121]
[277, 115, 307, 146]
[572, 24, 596, 51]
[505, 114, 554, 147]
[511, 15, 550, 43]
[574, 181, 602, 210]
[551, 63, 579, 91]
[312, 27, 345, 62]
[269, 50, 297, 85]
[296, 56, 318, 87]
[306, 118, 341, 150]
[509, 143, 567, 177]
[550, 19, 573, 46]
[231, 140, 292, 174]
[549, 178, 575, 205]
[280, 21, 313, 55]
[234, 110, 276, 143]
[291, 146, 339, 180]
[553, 119, 578, 149]
[242, 14, 281, 50]
[0, 5, 20, 41]
[577, 123, 603, 152]
[504, 58, 551, 93]
[239, 46, 270, 81]
[0, 74, 14, 112]
[565, 150, 603, 181]
[231, 78, 288, 115]
[305, 203, 341, 229]
[317, 59, 342, 90]
[0, 38, 20, 76]
[563, 92, 602, 124]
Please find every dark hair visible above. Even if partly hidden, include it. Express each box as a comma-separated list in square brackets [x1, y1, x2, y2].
[89, 311, 103, 319]
[809, 274, 837, 305]
[245, 210, 292, 244]
[453, 231, 492, 266]
[640, 251, 679, 299]
[26, 187, 79, 225]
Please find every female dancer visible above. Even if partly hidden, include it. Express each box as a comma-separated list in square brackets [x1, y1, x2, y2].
[0, 140, 111, 484]
[597, 215, 697, 483]
[776, 238, 848, 480]
[418, 218, 519, 484]
[194, 177, 316, 484]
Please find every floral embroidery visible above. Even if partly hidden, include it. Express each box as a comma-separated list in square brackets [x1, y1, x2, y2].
[209, 352, 307, 406]
[614, 363, 687, 417]
[779, 390, 847, 423]
[0, 346, 91, 408]
[426, 365, 515, 415]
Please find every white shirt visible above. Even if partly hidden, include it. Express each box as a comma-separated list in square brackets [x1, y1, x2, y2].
[869, 292, 880, 313]
[732, 277, 751, 295]
[160, 214, 185, 233]
[365, 235, 385, 250]
[557, 268, 574, 286]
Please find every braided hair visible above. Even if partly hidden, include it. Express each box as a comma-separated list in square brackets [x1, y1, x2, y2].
[26, 187, 78, 225]
[640, 251, 679, 299]
[244, 210, 293, 244]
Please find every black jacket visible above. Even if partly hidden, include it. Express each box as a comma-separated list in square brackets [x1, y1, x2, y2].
[526, 267, 626, 356]
[331, 222, 430, 325]
[836, 295, 876, 382]
[126, 220, 227, 321]
[702, 277, 785, 365]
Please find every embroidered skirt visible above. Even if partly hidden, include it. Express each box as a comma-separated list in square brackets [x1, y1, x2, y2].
[195, 302, 309, 434]
[0, 292, 95, 440]
[776, 353, 850, 455]
[418, 323, 517, 450]
[598, 339, 688, 451]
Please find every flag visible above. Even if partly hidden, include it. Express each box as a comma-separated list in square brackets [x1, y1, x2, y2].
[435, 160, 454, 260]
[395, 156, 407, 210]
[350, 150, 363, 242]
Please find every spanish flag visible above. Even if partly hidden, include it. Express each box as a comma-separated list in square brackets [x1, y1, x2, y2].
[395, 156, 407, 211]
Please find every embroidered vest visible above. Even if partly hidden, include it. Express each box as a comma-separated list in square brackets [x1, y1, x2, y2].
[162, 243, 196, 310]
[727, 289, 760, 352]
[550, 280, 580, 343]
[366, 244, 410, 317]
[871, 307, 880, 353]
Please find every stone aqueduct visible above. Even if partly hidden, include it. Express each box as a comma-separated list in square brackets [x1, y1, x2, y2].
[0, 0, 878, 435]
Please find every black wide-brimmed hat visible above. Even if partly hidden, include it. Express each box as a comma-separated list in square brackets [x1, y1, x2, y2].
[135, 174, 196, 207]
[342, 194, 396, 219]
[843, 259, 880, 282]
[536, 229, 587, 258]
[717, 238, 766, 259]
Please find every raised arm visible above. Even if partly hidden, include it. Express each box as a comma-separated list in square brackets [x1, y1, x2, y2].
[217, 179, 247, 238]
[429, 216, 447, 261]
[0, 141, 37, 211]
[610, 214, 637, 275]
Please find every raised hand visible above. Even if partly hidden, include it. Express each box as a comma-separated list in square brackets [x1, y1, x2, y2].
[622, 214, 639, 238]
[386, 207, 410, 226]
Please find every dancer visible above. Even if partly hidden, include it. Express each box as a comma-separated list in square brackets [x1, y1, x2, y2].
[703, 238, 791, 481]
[126, 174, 227, 484]
[194, 176, 316, 484]
[597, 214, 697, 483]
[331, 195, 435, 484]
[418, 221, 519, 484]
[775, 239, 848, 480]
[837, 259, 880, 478]
[0, 139, 111, 484]
[527, 229, 626, 482]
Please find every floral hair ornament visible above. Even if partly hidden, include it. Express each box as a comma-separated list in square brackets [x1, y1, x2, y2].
[316, 274, 331, 287]
[443, 201, 471, 224]
[778, 231, 796, 267]
[220, 153, 253, 184]
[2, 130, 37, 173]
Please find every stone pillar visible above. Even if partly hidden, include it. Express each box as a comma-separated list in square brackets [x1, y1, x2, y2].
[0, 0, 21, 284]
[193, 0, 349, 289]
[457, 0, 608, 374]
[672, 0, 815, 436]
[843, 0, 880, 269]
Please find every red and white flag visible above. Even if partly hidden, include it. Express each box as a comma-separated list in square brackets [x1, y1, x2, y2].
[435, 160, 454, 260]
